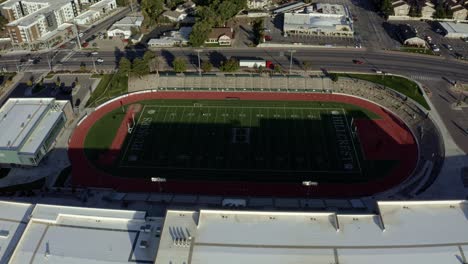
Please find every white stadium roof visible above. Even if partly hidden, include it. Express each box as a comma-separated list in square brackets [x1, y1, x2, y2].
[155, 200, 468, 264]
[0, 201, 33, 263]
[9, 204, 163, 264]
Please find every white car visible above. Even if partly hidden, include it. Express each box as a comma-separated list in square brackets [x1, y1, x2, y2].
[91, 51, 99, 55]
[96, 58, 104, 63]
[78, 32, 84, 38]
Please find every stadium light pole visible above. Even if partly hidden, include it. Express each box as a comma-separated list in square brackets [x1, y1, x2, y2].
[151, 177, 166, 192]
[195, 49, 202, 76]
[288, 49, 296, 75]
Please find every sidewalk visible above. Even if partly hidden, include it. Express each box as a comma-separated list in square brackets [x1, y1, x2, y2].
[416, 83, 467, 199]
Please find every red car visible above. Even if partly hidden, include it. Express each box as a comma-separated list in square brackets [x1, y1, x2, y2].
[81, 42, 89, 48]
[353, 59, 364, 64]
[264, 35, 272, 41]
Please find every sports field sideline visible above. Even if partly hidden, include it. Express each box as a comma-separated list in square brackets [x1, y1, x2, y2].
[84, 99, 398, 183]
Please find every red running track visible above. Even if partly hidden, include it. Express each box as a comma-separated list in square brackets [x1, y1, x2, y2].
[68, 92, 418, 197]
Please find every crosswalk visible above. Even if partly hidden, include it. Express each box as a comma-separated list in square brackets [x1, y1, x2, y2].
[409, 75, 441, 81]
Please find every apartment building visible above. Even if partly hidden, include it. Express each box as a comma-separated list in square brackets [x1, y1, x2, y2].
[1, 0, 115, 47]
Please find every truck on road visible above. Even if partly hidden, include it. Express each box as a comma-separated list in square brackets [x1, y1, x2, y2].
[239, 59, 273, 69]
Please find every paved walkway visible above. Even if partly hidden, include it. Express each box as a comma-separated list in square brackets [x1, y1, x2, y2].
[417, 89, 467, 199]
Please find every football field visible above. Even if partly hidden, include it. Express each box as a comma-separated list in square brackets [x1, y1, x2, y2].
[111, 99, 372, 182]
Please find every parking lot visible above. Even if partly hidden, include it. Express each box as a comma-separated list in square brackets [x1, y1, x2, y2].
[402, 20, 468, 59]
[260, 0, 400, 49]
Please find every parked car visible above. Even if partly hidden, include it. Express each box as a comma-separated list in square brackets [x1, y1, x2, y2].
[264, 35, 272, 41]
[430, 44, 440, 52]
[443, 44, 453, 51]
[96, 58, 104, 64]
[454, 52, 465, 59]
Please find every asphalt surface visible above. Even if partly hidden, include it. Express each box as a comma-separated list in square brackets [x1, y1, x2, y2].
[3, 48, 468, 81]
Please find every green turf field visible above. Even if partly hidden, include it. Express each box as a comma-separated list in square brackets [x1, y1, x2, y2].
[84, 99, 398, 183]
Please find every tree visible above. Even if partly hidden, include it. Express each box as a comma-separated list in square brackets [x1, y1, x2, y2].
[143, 50, 155, 62]
[220, 58, 239, 72]
[130, 26, 140, 37]
[26, 79, 33, 86]
[119, 57, 131, 74]
[434, 2, 446, 18]
[141, 0, 164, 25]
[201, 61, 213, 72]
[132, 58, 149, 76]
[273, 64, 282, 74]
[257, 65, 265, 73]
[302, 61, 312, 72]
[55, 76, 61, 87]
[252, 19, 264, 45]
[173, 57, 187, 73]
[379, 0, 393, 18]
[116, 0, 128, 6]
[329, 73, 339, 82]
[189, 20, 212, 47]
[408, 5, 421, 17]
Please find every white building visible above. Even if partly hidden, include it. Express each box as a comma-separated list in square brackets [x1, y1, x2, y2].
[155, 200, 468, 264]
[162, 10, 187, 22]
[9, 204, 163, 264]
[74, 9, 101, 25]
[107, 16, 144, 39]
[439, 21, 468, 38]
[147, 26, 192, 47]
[0, 98, 73, 166]
[283, 3, 353, 37]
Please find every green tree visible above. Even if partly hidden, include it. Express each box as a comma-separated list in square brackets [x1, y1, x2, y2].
[130, 26, 140, 37]
[379, 0, 393, 18]
[141, 0, 164, 25]
[434, 2, 446, 18]
[273, 64, 282, 74]
[119, 57, 131, 74]
[220, 58, 239, 72]
[189, 20, 212, 47]
[201, 61, 213, 72]
[173, 57, 187, 73]
[408, 5, 421, 17]
[252, 18, 264, 45]
[329, 73, 339, 82]
[132, 58, 149, 76]
[302, 61, 312, 72]
[143, 50, 155, 62]
[217, 1, 239, 22]
[26, 80, 33, 86]
[55, 76, 61, 87]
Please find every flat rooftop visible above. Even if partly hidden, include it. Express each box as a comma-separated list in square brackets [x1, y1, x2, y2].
[0, 98, 53, 150]
[0, 201, 34, 263]
[9, 204, 163, 264]
[440, 22, 468, 34]
[0, 98, 67, 154]
[156, 200, 468, 264]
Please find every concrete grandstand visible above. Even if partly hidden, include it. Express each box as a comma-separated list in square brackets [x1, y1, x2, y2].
[0, 200, 466, 263]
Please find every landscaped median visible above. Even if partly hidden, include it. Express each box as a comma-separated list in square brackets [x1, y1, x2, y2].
[399, 47, 436, 56]
[86, 72, 128, 107]
[336, 73, 431, 110]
